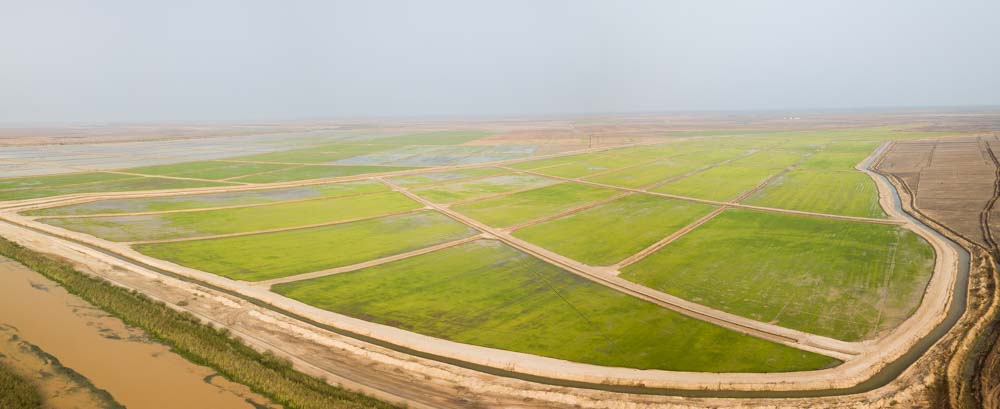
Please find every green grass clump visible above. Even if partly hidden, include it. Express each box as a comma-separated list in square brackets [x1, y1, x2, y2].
[414, 174, 556, 203]
[653, 165, 780, 201]
[0, 237, 395, 409]
[25, 181, 388, 216]
[274, 240, 836, 372]
[232, 165, 414, 183]
[0, 177, 233, 201]
[41, 191, 421, 242]
[514, 194, 715, 265]
[451, 183, 618, 228]
[744, 170, 887, 218]
[0, 364, 42, 409]
[134, 211, 477, 281]
[621, 209, 935, 341]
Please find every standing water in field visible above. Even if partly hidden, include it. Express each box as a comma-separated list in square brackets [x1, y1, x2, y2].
[0, 257, 278, 409]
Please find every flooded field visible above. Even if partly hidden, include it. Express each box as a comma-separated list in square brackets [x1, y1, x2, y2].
[0, 257, 277, 409]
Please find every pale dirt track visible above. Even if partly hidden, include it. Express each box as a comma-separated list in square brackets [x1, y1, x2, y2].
[0, 138, 967, 404]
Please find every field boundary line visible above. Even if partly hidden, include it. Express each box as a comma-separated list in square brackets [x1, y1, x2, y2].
[124, 207, 428, 245]
[503, 166, 903, 225]
[30, 188, 396, 219]
[254, 234, 485, 288]
[218, 164, 306, 181]
[1, 139, 674, 213]
[442, 180, 566, 207]
[614, 206, 728, 270]
[505, 192, 633, 232]
[377, 177, 861, 360]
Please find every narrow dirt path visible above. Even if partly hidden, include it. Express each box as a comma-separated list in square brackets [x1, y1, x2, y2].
[255, 234, 485, 288]
[504, 166, 903, 225]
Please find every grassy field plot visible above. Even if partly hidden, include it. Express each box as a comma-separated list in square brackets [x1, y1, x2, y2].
[513, 194, 715, 265]
[127, 160, 295, 180]
[531, 154, 641, 178]
[414, 174, 557, 203]
[273, 239, 836, 372]
[334, 145, 535, 167]
[621, 209, 934, 341]
[744, 170, 886, 218]
[450, 183, 618, 228]
[231, 165, 414, 183]
[39, 191, 421, 242]
[507, 153, 600, 171]
[231, 144, 391, 164]
[0, 177, 233, 201]
[386, 168, 506, 186]
[583, 159, 701, 188]
[25, 180, 388, 216]
[134, 211, 478, 281]
[0, 172, 135, 191]
[796, 151, 870, 170]
[729, 150, 803, 169]
[652, 165, 780, 201]
[364, 130, 494, 145]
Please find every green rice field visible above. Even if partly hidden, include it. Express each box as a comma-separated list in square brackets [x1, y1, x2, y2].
[513, 194, 716, 265]
[40, 191, 421, 242]
[274, 240, 836, 372]
[450, 183, 619, 228]
[621, 209, 934, 341]
[134, 211, 478, 281]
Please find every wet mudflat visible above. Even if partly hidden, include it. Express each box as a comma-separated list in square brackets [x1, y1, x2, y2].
[0, 256, 277, 409]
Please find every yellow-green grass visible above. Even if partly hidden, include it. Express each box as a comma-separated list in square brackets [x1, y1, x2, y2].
[413, 174, 557, 203]
[0, 177, 233, 201]
[25, 180, 388, 216]
[127, 161, 294, 180]
[744, 170, 887, 218]
[231, 144, 391, 164]
[621, 209, 934, 341]
[451, 183, 618, 228]
[513, 195, 716, 266]
[231, 165, 415, 183]
[508, 153, 600, 171]
[583, 159, 701, 188]
[729, 150, 803, 169]
[364, 130, 495, 145]
[670, 148, 755, 166]
[531, 154, 641, 178]
[386, 167, 506, 186]
[0, 172, 134, 190]
[273, 239, 836, 372]
[796, 151, 871, 171]
[134, 211, 478, 281]
[653, 165, 780, 201]
[40, 191, 421, 242]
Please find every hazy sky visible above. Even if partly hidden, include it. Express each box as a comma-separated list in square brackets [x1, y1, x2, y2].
[2, 0, 998, 122]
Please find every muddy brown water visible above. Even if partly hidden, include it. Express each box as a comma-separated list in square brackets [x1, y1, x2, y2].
[0, 257, 277, 409]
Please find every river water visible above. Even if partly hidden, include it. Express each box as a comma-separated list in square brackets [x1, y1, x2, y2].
[0, 256, 278, 409]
